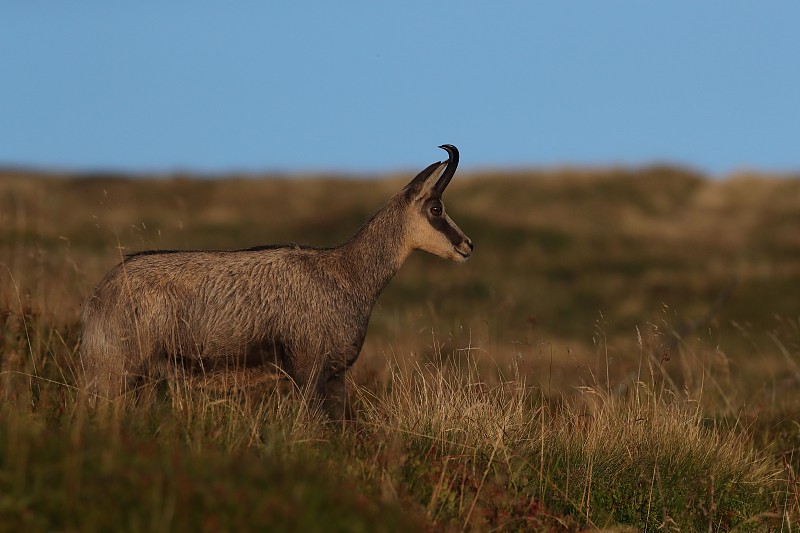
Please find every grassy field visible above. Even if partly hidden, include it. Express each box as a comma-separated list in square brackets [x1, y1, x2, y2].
[1, 165, 799, 530]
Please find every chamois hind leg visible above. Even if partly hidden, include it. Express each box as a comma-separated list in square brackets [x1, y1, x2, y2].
[80, 324, 148, 405]
[80, 349, 132, 405]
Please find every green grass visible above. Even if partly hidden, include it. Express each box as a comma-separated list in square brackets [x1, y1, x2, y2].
[2, 166, 800, 530]
[0, 399, 424, 532]
[0, 348, 784, 531]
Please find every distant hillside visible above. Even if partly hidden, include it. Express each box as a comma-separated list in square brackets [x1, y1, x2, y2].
[2, 165, 799, 368]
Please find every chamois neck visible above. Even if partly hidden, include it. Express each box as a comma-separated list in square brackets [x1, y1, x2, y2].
[339, 196, 410, 304]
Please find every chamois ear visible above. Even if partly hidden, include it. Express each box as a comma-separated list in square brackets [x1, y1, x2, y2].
[403, 144, 461, 201]
[403, 161, 447, 200]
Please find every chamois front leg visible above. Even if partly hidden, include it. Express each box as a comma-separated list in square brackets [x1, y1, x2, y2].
[316, 371, 354, 422]
[292, 352, 353, 422]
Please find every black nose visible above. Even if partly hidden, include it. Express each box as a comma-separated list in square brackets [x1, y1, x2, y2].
[467, 240, 474, 251]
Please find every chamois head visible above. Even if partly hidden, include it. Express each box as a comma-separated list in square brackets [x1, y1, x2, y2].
[402, 144, 473, 262]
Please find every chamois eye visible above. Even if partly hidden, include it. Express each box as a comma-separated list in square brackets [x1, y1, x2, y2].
[430, 205, 443, 217]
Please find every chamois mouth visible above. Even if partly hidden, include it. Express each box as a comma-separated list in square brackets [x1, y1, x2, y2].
[454, 246, 471, 260]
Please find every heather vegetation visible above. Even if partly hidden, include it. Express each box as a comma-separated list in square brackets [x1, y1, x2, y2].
[1, 166, 799, 530]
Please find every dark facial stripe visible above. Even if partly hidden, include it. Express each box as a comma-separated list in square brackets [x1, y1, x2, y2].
[427, 213, 465, 247]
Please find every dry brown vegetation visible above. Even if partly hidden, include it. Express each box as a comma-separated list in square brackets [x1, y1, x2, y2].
[1, 165, 799, 530]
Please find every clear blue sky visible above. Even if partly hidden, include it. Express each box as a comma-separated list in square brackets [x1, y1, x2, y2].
[2, 2, 798, 176]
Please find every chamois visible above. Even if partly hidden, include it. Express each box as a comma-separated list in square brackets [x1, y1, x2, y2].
[80, 144, 473, 419]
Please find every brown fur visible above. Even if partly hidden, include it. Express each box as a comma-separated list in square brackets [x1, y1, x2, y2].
[80, 152, 472, 419]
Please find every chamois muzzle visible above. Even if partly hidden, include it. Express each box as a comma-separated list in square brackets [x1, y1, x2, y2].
[454, 238, 474, 261]
[434, 144, 459, 193]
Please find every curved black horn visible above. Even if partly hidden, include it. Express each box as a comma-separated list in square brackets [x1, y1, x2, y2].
[434, 144, 459, 193]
